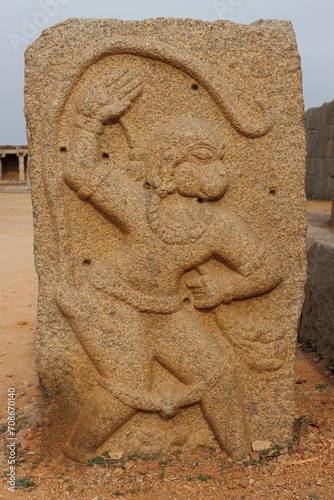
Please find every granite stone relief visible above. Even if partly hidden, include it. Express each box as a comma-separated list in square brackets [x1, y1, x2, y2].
[25, 18, 307, 462]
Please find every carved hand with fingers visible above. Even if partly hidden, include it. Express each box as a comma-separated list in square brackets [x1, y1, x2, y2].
[185, 267, 233, 309]
[65, 70, 143, 193]
[77, 69, 143, 123]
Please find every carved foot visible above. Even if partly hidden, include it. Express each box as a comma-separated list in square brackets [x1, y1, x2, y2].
[62, 442, 90, 464]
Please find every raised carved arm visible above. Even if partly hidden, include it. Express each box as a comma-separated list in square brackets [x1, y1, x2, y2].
[63, 71, 144, 229]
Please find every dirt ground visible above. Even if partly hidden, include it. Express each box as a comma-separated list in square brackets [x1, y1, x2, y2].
[306, 200, 332, 215]
[0, 193, 333, 499]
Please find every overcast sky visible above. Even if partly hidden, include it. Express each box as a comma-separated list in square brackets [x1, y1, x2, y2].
[0, 0, 333, 145]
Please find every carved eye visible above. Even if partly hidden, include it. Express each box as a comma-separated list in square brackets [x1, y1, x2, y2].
[191, 148, 215, 161]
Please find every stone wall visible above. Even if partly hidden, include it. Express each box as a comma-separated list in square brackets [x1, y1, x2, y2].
[304, 100, 334, 200]
[299, 214, 334, 362]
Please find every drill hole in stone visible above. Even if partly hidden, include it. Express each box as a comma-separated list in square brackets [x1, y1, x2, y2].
[83, 259, 91, 266]
[143, 182, 151, 190]
[102, 152, 109, 159]
[183, 297, 191, 303]
[192, 83, 199, 91]
[197, 198, 205, 203]
[269, 188, 277, 196]
[59, 147, 67, 153]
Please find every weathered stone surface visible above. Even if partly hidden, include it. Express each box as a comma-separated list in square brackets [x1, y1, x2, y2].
[304, 100, 334, 200]
[24, 17, 307, 463]
[300, 214, 334, 360]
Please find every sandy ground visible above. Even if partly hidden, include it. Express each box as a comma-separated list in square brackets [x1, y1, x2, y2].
[306, 200, 332, 215]
[0, 193, 333, 499]
[0, 194, 38, 415]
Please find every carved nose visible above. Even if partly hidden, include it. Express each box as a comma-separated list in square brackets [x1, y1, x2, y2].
[215, 164, 227, 177]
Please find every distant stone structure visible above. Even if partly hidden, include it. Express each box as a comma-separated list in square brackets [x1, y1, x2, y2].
[304, 100, 334, 201]
[299, 213, 334, 361]
[0, 146, 30, 191]
[25, 18, 307, 463]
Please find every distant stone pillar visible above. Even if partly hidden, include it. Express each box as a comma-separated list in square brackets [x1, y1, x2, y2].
[17, 152, 26, 181]
[0, 154, 4, 180]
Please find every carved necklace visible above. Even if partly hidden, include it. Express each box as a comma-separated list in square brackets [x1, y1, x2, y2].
[147, 190, 212, 245]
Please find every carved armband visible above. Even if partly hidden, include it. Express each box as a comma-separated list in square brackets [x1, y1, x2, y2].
[77, 162, 111, 201]
[74, 114, 104, 135]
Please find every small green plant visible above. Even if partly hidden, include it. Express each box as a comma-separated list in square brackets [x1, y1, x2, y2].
[139, 452, 160, 461]
[294, 415, 310, 440]
[297, 334, 314, 352]
[67, 484, 74, 492]
[316, 383, 328, 390]
[16, 477, 36, 490]
[16, 457, 27, 466]
[87, 450, 130, 467]
[260, 444, 282, 459]
[243, 444, 283, 466]
[197, 474, 211, 481]
[308, 494, 320, 500]
[186, 476, 194, 481]
[114, 490, 124, 496]
[30, 456, 45, 470]
[86, 453, 113, 467]
[159, 458, 172, 466]
[209, 446, 216, 454]
[128, 487, 140, 493]
[327, 359, 334, 372]
[0, 425, 7, 434]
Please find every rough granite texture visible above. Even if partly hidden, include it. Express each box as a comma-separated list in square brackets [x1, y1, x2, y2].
[299, 214, 334, 361]
[24, 17, 307, 463]
[304, 100, 334, 201]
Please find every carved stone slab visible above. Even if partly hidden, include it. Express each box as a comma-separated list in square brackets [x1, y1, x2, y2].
[25, 18, 307, 463]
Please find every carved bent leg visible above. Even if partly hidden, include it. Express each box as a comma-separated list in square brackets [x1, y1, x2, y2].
[63, 386, 136, 462]
[200, 364, 251, 459]
[57, 283, 157, 460]
[150, 305, 250, 458]
[56, 282, 152, 391]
